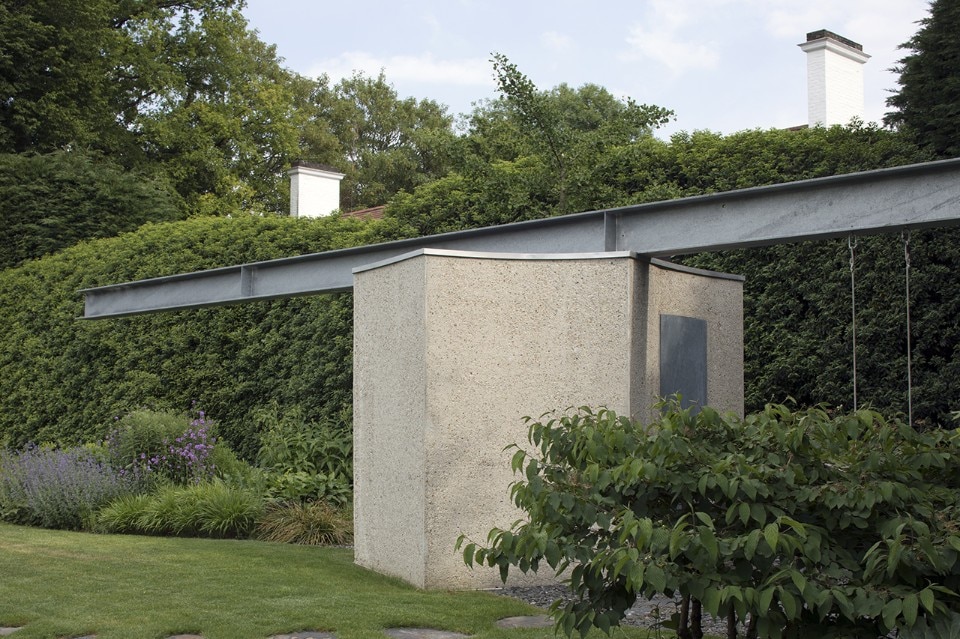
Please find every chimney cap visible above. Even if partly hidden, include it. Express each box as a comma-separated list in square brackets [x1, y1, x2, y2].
[289, 160, 344, 174]
[805, 30, 863, 52]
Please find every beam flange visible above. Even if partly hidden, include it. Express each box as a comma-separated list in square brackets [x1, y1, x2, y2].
[81, 158, 960, 319]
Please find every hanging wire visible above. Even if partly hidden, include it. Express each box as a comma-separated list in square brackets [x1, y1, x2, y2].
[902, 230, 914, 426]
[848, 235, 858, 411]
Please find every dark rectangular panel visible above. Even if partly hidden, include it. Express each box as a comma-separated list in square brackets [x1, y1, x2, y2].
[660, 315, 708, 413]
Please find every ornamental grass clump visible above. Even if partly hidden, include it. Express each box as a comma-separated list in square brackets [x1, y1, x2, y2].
[0, 445, 142, 530]
[97, 481, 263, 539]
[255, 500, 353, 546]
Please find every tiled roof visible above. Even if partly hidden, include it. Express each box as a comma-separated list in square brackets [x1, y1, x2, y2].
[342, 205, 386, 220]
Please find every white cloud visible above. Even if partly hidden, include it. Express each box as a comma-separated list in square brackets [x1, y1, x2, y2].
[541, 30, 574, 52]
[307, 52, 493, 88]
[620, 0, 722, 73]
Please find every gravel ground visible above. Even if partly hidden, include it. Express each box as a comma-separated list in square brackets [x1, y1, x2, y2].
[494, 584, 737, 637]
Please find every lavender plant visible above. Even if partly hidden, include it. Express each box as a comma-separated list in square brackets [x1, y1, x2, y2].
[0, 445, 142, 530]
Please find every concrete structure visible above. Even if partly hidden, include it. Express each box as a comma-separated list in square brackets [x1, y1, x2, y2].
[288, 162, 345, 218]
[799, 30, 870, 127]
[78, 158, 960, 591]
[352, 249, 743, 589]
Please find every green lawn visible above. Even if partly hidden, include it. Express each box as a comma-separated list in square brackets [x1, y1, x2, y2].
[0, 523, 671, 639]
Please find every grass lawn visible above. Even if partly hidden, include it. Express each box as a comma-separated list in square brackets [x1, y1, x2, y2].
[0, 522, 675, 639]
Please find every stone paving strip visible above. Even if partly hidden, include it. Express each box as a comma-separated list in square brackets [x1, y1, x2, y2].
[383, 629, 469, 639]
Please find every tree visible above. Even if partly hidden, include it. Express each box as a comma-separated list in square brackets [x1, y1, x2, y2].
[386, 57, 674, 235]
[136, 11, 312, 215]
[885, 0, 960, 158]
[484, 54, 672, 215]
[0, 0, 312, 215]
[298, 72, 457, 210]
[0, 0, 242, 157]
[0, 150, 182, 269]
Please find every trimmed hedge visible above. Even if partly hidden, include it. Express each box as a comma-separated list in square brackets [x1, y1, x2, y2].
[0, 213, 408, 455]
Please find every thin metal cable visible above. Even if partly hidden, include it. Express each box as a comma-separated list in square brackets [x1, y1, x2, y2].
[903, 231, 913, 426]
[848, 235, 858, 411]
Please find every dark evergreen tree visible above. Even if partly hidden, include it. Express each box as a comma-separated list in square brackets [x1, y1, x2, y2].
[885, 0, 960, 158]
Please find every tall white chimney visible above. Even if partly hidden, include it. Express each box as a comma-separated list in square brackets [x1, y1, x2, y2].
[798, 30, 870, 127]
[287, 162, 345, 218]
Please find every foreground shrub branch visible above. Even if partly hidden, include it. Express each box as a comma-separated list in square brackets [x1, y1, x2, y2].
[459, 403, 960, 638]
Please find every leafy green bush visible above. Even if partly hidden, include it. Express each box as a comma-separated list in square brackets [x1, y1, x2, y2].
[255, 500, 353, 546]
[97, 481, 263, 539]
[461, 404, 960, 639]
[0, 445, 142, 530]
[255, 404, 353, 506]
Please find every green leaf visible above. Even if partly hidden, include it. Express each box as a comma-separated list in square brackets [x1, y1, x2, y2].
[744, 530, 760, 560]
[790, 570, 807, 594]
[763, 523, 779, 551]
[882, 598, 903, 630]
[703, 587, 722, 616]
[816, 591, 834, 620]
[646, 564, 667, 592]
[948, 536, 960, 553]
[888, 539, 903, 577]
[698, 474, 709, 495]
[738, 502, 750, 526]
[759, 587, 775, 612]
[700, 527, 719, 564]
[920, 588, 935, 614]
[510, 448, 526, 473]
[781, 589, 798, 620]
[462, 543, 476, 567]
[903, 593, 919, 626]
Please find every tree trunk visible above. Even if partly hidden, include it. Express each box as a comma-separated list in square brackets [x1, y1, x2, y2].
[678, 594, 691, 639]
[691, 599, 704, 639]
[746, 613, 758, 639]
[727, 608, 738, 639]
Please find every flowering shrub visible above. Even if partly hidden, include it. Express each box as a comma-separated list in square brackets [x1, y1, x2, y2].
[0, 445, 142, 530]
[106, 409, 217, 485]
[145, 421, 216, 484]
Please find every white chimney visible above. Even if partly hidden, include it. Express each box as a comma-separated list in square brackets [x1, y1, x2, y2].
[287, 162, 345, 218]
[798, 30, 870, 127]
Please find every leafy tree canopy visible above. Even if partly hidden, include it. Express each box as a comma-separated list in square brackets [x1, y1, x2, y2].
[297, 71, 457, 211]
[0, 0, 311, 216]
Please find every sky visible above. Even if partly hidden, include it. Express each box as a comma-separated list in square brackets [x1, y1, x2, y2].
[241, 0, 931, 138]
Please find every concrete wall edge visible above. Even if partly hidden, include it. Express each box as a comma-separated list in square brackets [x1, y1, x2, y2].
[352, 248, 645, 275]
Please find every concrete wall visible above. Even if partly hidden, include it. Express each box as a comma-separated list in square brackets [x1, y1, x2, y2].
[353, 249, 743, 590]
[638, 259, 745, 423]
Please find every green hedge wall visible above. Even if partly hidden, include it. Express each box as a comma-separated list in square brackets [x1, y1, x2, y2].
[684, 229, 960, 426]
[0, 214, 406, 456]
